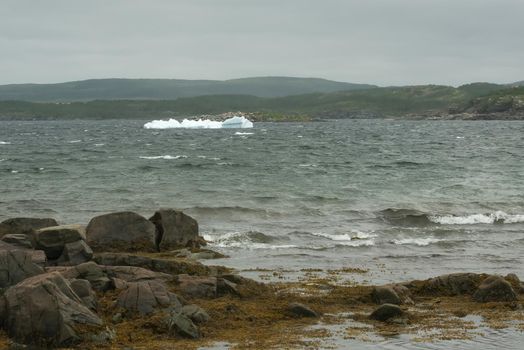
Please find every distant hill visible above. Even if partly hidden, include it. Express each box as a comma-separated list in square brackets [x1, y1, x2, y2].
[0, 77, 376, 102]
[509, 80, 524, 87]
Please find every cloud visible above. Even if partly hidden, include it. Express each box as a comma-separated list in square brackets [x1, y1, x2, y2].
[1, 0, 523, 85]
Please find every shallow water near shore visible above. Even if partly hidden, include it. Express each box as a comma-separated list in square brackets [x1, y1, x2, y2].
[1, 118, 524, 348]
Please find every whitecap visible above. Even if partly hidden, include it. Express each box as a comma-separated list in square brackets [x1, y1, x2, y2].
[139, 155, 187, 160]
[206, 231, 294, 249]
[429, 211, 524, 225]
[234, 132, 254, 135]
[10, 170, 18, 174]
[0, 141, 11, 145]
[336, 240, 375, 247]
[144, 116, 253, 129]
[68, 140, 82, 143]
[311, 231, 377, 241]
[94, 143, 105, 147]
[392, 237, 442, 246]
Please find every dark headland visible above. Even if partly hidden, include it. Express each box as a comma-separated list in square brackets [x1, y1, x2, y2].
[0, 77, 523, 121]
[0, 210, 523, 349]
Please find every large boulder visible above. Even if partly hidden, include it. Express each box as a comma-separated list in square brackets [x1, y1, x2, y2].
[86, 212, 156, 252]
[0, 249, 44, 288]
[34, 224, 86, 260]
[473, 275, 517, 302]
[0, 217, 58, 237]
[149, 209, 200, 250]
[1, 272, 103, 347]
[116, 280, 181, 315]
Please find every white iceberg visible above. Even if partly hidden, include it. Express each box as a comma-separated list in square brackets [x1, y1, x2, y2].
[144, 116, 253, 129]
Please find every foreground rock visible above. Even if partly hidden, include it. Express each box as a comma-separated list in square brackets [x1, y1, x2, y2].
[1, 272, 103, 346]
[473, 275, 517, 302]
[149, 209, 201, 250]
[369, 304, 404, 321]
[117, 280, 182, 315]
[288, 302, 319, 318]
[164, 310, 201, 339]
[180, 304, 210, 323]
[94, 252, 221, 276]
[57, 239, 94, 265]
[1, 234, 33, 249]
[86, 211, 157, 252]
[0, 249, 44, 288]
[34, 225, 85, 256]
[53, 261, 172, 292]
[0, 241, 47, 266]
[372, 286, 401, 305]
[176, 274, 240, 298]
[0, 217, 58, 237]
[70, 279, 97, 310]
[416, 273, 481, 296]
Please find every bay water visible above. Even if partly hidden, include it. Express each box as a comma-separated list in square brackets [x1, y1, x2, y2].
[1, 118, 523, 348]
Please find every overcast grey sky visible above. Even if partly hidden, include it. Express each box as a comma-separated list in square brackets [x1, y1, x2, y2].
[1, 0, 523, 86]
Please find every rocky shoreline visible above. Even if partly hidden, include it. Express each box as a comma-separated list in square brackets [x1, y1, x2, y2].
[0, 211, 523, 349]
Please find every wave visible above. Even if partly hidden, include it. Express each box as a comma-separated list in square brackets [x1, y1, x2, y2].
[392, 237, 442, 246]
[379, 208, 433, 226]
[380, 208, 524, 226]
[144, 116, 253, 129]
[186, 205, 283, 218]
[306, 231, 376, 247]
[139, 155, 187, 160]
[0, 141, 11, 145]
[206, 231, 295, 249]
[310, 231, 377, 241]
[429, 211, 524, 225]
[393, 160, 428, 167]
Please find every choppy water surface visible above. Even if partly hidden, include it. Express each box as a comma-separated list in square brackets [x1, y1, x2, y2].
[1, 118, 524, 346]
